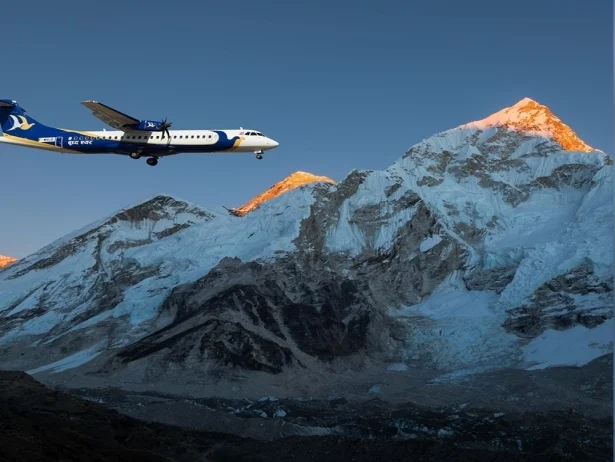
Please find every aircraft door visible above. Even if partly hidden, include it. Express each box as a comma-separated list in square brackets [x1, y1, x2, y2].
[55, 137, 63, 148]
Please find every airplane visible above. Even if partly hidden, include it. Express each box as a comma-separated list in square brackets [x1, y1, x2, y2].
[0, 99, 279, 166]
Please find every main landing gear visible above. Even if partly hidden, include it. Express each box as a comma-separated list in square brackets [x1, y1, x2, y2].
[255, 150, 264, 160]
[130, 151, 158, 166]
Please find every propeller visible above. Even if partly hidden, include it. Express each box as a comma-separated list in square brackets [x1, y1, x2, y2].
[159, 117, 172, 141]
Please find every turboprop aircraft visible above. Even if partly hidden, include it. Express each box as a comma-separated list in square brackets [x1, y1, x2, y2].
[0, 99, 279, 166]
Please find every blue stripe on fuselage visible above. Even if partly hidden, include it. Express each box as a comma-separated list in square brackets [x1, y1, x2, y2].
[7, 125, 243, 156]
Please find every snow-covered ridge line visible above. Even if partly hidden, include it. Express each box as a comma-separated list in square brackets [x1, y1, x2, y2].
[232, 171, 336, 216]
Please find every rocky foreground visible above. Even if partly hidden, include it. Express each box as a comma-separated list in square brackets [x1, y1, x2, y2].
[0, 369, 611, 462]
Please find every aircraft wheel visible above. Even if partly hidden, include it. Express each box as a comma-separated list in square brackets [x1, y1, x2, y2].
[256, 154, 263, 160]
[130, 152, 141, 160]
[146, 157, 158, 166]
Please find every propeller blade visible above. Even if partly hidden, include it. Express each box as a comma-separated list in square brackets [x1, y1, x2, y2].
[157, 117, 172, 141]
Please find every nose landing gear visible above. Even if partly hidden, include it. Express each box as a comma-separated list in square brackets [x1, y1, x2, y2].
[255, 150, 264, 160]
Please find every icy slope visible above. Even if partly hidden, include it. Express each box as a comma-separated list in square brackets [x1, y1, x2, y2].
[0, 189, 320, 349]
[386, 98, 609, 281]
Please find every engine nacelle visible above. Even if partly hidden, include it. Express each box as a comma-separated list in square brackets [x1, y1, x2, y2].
[130, 120, 165, 131]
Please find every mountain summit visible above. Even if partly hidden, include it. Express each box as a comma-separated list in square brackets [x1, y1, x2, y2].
[0, 255, 16, 269]
[231, 171, 336, 216]
[460, 97, 594, 152]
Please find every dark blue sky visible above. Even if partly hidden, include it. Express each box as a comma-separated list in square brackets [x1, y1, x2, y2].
[1, 0, 612, 257]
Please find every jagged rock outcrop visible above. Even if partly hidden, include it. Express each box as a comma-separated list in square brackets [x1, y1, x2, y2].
[0, 97, 611, 390]
[503, 260, 613, 338]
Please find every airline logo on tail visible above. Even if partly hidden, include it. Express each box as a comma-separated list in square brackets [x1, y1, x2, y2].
[7, 115, 35, 131]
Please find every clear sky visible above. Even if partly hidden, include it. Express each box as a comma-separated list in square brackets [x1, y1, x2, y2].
[0, 0, 612, 258]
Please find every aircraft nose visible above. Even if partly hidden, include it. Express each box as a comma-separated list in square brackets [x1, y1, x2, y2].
[269, 138, 279, 148]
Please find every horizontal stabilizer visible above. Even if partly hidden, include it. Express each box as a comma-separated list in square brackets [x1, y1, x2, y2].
[0, 100, 17, 108]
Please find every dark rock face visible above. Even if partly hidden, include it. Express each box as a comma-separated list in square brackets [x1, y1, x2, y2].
[103, 260, 375, 375]
[281, 302, 370, 361]
[503, 261, 613, 337]
[529, 164, 599, 191]
[116, 318, 295, 374]
[464, 265, 518, 294]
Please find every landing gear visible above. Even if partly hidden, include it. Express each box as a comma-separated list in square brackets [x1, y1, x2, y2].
[146, 157, 158, 167]
[255, 150, 264, 160]
[129, 152, 141, 160]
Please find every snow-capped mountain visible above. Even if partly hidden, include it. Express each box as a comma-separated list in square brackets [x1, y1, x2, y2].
[0, 97, 611, 394]
[231, 171, 335, 216]
[0, 256, 16, 269]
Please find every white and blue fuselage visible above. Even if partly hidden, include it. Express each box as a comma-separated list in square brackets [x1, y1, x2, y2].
[0, 99, 279, 166]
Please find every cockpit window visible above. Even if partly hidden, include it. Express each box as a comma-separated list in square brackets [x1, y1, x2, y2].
[256, 132, 264, 136]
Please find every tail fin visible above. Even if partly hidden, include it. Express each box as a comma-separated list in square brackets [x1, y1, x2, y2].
[0, 100, 45, 136]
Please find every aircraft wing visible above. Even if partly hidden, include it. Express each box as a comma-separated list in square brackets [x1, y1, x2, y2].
[80, 100, 141, 130]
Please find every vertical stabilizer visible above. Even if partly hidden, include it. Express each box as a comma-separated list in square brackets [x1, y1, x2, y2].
[0, 100, 46, 137]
